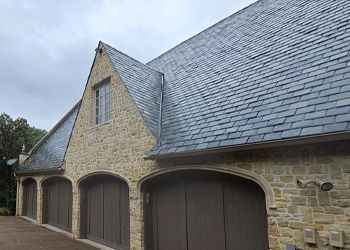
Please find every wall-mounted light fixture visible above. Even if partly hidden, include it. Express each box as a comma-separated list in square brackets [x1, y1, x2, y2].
[296, 179, 333, 191]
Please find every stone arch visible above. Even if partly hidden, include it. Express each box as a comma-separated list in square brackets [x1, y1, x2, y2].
[21, 176, 37, 186]
[77, 170, 131, 189]
[40, 175, 74, 187]
[138, 165, 276, 210]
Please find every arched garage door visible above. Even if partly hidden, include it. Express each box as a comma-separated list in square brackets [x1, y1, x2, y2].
[80, 174, 129, 249]
[22, 178, 37, 219]
[143, 170, 269, 250]
[42, 177, 72, 232]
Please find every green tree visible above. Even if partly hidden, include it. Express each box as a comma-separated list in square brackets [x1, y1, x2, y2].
[0, 113, 46, 215]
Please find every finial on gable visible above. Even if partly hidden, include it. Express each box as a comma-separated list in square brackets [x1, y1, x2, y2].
[95, 43, 104, 54]
[19, 144, 28, 166]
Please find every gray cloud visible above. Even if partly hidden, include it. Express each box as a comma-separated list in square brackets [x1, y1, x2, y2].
[0, 0, 256, 130]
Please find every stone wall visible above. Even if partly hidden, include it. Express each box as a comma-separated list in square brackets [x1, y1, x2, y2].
[16, 46, 350, 250]
[63, 47, 159, 249]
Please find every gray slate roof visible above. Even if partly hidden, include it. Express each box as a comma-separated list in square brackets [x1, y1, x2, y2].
[19, 102, 80, 172]
[144, 0, 350, 156]
[102, 43, 163, 137]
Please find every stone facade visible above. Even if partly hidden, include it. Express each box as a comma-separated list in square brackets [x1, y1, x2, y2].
[17, 49, 350, 250]
[63, 49, 159, 249]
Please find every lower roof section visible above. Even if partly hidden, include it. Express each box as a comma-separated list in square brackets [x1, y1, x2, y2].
[17, 101, 80, 173]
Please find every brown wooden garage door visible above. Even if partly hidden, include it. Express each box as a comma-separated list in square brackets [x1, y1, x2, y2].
[80, 175, 129, 249]
[22, 178, 37, 219]
[43, 177, 72, 232]
[144, 171, 269, 250]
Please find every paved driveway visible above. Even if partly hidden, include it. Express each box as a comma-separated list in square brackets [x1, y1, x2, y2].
[0, 216, 97, 250]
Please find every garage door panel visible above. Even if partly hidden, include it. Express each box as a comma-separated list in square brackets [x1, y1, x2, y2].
[44, 179, 72, 232]
[47, 183, 59, 225]
[186, 181, 225, 250]
[103, 181, 120, 245]
[57, 181, 72, 229]
[223, 184, 243, 250]
[156, 182, 187, 250]
[88, 183, 103, 240]
[23, 180, 37, 220]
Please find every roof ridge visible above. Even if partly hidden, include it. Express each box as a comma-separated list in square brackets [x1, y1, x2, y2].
[24, 100, 81, 163]
[146, 0, 261, 65]
[101, 41, 163, 74]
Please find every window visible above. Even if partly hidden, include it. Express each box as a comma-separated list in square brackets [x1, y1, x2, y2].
[95, 83, 111, 125]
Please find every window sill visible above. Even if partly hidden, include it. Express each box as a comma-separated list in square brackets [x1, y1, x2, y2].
[91, 121, 111, 130]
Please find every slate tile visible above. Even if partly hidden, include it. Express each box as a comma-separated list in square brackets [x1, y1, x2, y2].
[242, 129, 257, 137]
[262, 113, 278, 121]
[215, 134, 229, 141]
[274, 123, 292, 132]
[323, 122, 348, 133]
[196, 143, 209, 150]
[285, 114, 305, 123]
[281, 128, 302, 138]
[232, 137, 249, 144]
[183, 145, 196, 151]
[301, 126, 324, 136]
[268, 117, 286, 126]
[219, 139, 236, 147]
[289, 101, 308, 109]
[336, 113, 350, 122]
[292, 120, 313, 128]
[319, 87, 340, 97]
[252, 121, 269, 129]
[336, 98, 350, 107]
[225, 127, 238, 133]
[314, 113, 336, 125]
[247, 135, 264, 143]
[305, 110, 327, 119]
[326, 106, 350, 116]
[263, 132, 282, 141]
[228, 132, 242, 139]
[296, 105, 316, 114]
[329, 92, 350, 101]
[207, 141, 220, 148]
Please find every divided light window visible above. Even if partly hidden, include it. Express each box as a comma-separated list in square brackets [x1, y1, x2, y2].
[95, 83, 111, 125]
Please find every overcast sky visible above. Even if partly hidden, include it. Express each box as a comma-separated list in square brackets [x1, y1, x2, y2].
[0, 0, 256, 130]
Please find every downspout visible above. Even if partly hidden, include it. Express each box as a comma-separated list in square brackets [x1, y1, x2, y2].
[14, 172, 19, 216]
[157, 73, 164, 146]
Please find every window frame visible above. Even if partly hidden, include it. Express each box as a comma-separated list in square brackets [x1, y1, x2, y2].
[93, 78, 111, 126]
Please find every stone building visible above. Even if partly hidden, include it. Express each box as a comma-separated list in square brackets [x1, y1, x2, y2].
[16, 0, 350, 249]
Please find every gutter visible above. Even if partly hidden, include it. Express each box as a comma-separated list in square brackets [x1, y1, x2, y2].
[16, 168, 64, 176]
[16, 163, 65, 176]
[145, 131, 350, 160]
[157, 73, 165, 146]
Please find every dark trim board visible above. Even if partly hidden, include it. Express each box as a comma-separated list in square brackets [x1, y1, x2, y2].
[17, 168, 64, 176]
[146, 132, 350, 160]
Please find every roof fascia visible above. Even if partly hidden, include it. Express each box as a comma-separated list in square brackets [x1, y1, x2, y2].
[145, 131, 350, 160]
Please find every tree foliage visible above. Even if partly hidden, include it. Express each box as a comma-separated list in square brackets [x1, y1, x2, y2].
[0, 113, 46, 215]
